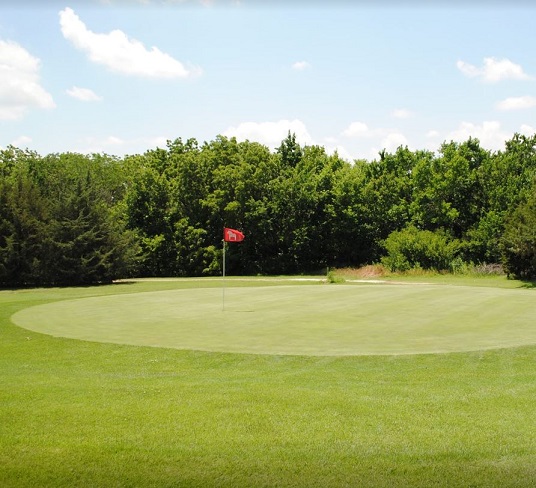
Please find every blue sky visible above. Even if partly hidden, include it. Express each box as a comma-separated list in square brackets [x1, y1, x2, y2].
[1, 0, 535, 161]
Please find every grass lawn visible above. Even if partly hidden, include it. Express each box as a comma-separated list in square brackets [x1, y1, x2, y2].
[11, 279, 536, 355]
[1, 277, 536, 487]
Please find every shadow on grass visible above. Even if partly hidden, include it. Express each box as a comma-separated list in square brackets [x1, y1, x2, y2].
[519, 280, 536, 289]
[0, 279, 138, 292]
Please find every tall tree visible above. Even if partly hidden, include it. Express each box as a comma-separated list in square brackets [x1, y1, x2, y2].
[358, 146, 420, 262]
[467, 133, 536, 263]
[0, 164, 49, 286]
[410, 139, 487, 238]
[501, 180, 536, 280]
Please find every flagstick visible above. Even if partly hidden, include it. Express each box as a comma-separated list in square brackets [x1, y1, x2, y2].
[222, 239, 226, 311]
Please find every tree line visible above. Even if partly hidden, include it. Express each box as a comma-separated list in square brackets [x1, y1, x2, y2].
[1, 132, 535, 287]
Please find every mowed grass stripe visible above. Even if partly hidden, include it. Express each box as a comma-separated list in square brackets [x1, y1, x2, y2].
[11, 283, 536, 355]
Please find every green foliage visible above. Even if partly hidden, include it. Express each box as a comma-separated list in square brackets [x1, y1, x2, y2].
[0, 148, 139, 286]
[2, 131, 536, 282]
[410, 138, 486, 237]
[501, 182, 536, 279]
[463, 210, 504, 263]
[326, 269, 345, 283]
[382, 225, 461, 272]
[277, 131, 303, 168]
[357, 146, 418, 261]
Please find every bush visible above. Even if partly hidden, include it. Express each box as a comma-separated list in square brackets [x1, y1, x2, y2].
[450, 257, 471, 275]
[381, 226, 461, 272]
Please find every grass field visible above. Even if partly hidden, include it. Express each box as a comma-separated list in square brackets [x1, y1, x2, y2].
[2, 276, 536, 487]
[11, 279, 536, 355]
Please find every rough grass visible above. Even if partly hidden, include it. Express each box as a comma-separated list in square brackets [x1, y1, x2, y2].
[332, 266, 531, 288]
[1, 279, 536, 487]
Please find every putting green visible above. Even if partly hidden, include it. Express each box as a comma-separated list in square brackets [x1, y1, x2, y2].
[11, 283, 536, 356]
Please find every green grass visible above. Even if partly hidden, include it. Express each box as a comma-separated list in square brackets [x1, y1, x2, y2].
[2, 278, 536, 487]
[11, 279, 536, 355]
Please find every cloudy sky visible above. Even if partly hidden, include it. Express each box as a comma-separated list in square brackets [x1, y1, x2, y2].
[1, 0, 535, 161]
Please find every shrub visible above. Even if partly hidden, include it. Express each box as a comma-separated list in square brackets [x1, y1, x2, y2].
[381, 226, 461, 272]
[326, 270, 345, 283]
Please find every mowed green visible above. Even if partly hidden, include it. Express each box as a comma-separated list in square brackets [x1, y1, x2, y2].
[12, 281, 536, 355]
[2, 278, 536, 487]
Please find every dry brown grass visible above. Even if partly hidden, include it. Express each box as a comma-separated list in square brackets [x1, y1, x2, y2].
[331, 264, 390, 279]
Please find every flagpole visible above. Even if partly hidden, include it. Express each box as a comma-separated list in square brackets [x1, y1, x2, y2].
[222, 227, 244, 312]
[222, 238, 226, 311]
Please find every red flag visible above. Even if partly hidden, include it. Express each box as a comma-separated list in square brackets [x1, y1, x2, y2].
[224, 227, 245, 242]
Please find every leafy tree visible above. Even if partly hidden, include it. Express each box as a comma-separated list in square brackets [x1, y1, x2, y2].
[3, 131, 536, 283]
[465, 133, 536, 263]
[487, 133, 536, 211]
[125, 164, 174, 276]
[328, 160, 369, 266]
[501, 181, 536, 280]
[410, 139, 487, 238]
[463, 210, 504, 263]
[277, 131, 303, 169]
[358, 146, 421, 262]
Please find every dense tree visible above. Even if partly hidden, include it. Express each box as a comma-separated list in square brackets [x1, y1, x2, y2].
[327, 160, 368, 266]
[357, 146, 421, 262]
[0, 148, 138, 286]
[410, 139, 486, 238]
[501, 181, 536, 280]
[0, 161, 49, 285]
[464, 134, 536, 263]
[2, 132, 536, 285]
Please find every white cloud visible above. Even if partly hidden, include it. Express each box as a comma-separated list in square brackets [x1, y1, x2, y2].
[321, 139, 353, 162]
[446, 121, 509, 151]
[342, 121, 377, 138]
[426, 130, 440, 138]
[12, 135, 32, 147]
[391, 108, 413, 119]
[331, 145, 354, 161]
[222, 119, 314, 148]
[59, 7, 201, 79]
[520, 124, 535, 136]
[341, 122, 410, 158]
[66, 86, 103, 102]
[495, 95, 536, 111]
[292, 60, 311, 71]
[456, 60, 480, 79]
[0, 40, 55, 120]
[381, 132, 409, 152]
[79, 134, 171, 154]
[82, 135, 124, 152]
[457, 57, 532, 83]
[106, 135, 124, 145]
[342, 121, 405, 143]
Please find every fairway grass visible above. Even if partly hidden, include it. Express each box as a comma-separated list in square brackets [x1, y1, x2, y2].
[11, 281, 536, 355]
[2, 278, 536, 487]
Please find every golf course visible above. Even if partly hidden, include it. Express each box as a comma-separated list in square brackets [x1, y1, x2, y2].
[11, 279, 536, 355]
[2, 276, 536, 487]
